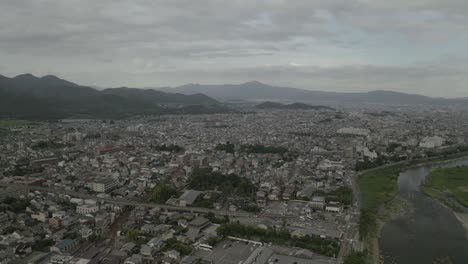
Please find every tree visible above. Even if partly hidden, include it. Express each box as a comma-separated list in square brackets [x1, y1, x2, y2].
[32, 239, 54, 251]
[150, 185, 176, 203]
[189, 168, 256, 197]
[344, 252, 366, 264]
[215, 143, 235, 153]
[127, 229, 138, 242]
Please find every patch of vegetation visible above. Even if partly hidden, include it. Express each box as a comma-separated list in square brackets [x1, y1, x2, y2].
[215, 143, 235, 153]
[4, 166, 44, 177]
[420, 166, 468, 211]
[0, 120, 33, 128]
[164, 238, 192, 255]
[205, 212, 229, 224]
[355, 156, 388, 171]
[150, 185, 177, 204]
[32, 239, 54, 252]
[288, 132, 313, 137]
[127, 229, 139, 242]
[344, 251, 366, 264]
[314, 186, 353, 206]
[88, 233, 104, 242]
[193, 192, 223, 209]
[241, 203, 261, 212]
[189, 168, 256, 197]
[217, 222, 340, 257]
[0, 128, 10, 137]
[193, 198, 215, 209]
[358, 165, 400, 238]
[1, 226, 19, 235]
[240, 144, 288, 154]
[425, 146, 468, 158]
[57, 200, 77, 211]
[32, 140, 72, 150]
[152, 144, 184, 153]
[3, 197, 31, 213]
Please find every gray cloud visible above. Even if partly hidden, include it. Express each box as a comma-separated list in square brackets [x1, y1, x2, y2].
[0, 0, 467, 97]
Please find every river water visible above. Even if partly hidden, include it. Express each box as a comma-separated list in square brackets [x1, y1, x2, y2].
[380, 159, 468, 264]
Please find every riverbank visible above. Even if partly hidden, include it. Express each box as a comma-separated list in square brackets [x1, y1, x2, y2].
[420, 165, 468, 239]
[455, 212, 468, 238]
[420, 166, 468, 210]
[358, 153, 468, 263]
[365, 198, 411, 264]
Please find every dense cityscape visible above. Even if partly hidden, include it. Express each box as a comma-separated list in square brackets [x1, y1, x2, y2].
[1, 104, 467, 264]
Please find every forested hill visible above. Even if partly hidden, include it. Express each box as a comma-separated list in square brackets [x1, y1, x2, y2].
[0, 74, 223, 119]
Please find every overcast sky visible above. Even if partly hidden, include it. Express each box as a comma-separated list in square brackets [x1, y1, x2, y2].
[1, 0, 468, 97]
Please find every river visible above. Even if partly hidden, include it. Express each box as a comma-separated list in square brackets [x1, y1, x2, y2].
[380, 159, 468, 264]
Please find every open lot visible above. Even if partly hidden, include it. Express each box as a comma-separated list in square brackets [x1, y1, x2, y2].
[193, 240, 259, 264]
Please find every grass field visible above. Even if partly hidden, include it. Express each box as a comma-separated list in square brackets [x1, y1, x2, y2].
[421, 166, 468, 211]
[359, 166, 401, 238]
[0, 120, 33, 128]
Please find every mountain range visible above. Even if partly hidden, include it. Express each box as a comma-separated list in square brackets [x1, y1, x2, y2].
[161, 81, 468, 106]
[0, 74, 221, 119]
[255, 102, 334, 110]
[1, 74, 467, 120]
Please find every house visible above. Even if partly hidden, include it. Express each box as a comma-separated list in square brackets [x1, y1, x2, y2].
[88, 178, 119, 193]
[0, 213, 9, 225]
[164, 250, 180, 261]
[49, 217, 61, 227]
[124, 254, 143, 264]
[120, 242, 136, 255]
[325, 202, 342, 213]
[309, 196, 325, 211]
[161, 250, 181, 264]
[146, 237, 165, 251]
[188, 217, 210, 230]
[178, 219, 188, 228]
[76, 204, 99, 215]
[95, 213, 112, 232]
[186, 217, 210, 241]
[103, 250, 128, 264]
[256, 191, 266, 206]
[140, 224, 170, 235]
[80, 226, 93, 239]
[178, 190, 202, 206]
[139, 245, 154, 257]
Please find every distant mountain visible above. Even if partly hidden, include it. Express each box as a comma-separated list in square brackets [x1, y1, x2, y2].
[256, 101, 334, 110]
[102, 87, 216, 105]
[0, 74, 222, 119]
[161, 81, 468, 106]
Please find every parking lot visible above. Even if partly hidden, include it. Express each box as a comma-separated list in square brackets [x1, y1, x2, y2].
[193, 239, 260, 264]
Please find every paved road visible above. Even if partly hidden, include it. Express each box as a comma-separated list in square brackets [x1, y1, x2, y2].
[0, 183, 295, 219]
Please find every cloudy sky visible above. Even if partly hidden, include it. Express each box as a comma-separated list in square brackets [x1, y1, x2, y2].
[1, 0, 468, 97]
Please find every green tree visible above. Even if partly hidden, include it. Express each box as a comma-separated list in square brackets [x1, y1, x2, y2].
[150, 185, 176, 203]
[127, 229, 138, 242]
[344, 251, 366, 264]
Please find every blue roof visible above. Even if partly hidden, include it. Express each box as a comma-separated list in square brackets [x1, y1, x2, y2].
[55, 239, 75, 250]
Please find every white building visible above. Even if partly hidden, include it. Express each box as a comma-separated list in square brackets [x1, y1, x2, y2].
[88, 178, 119, 193]
[419, 136, 444, 148]
[76, 204, 99, 215]
[325, 202, 342, 213]
[337, 127, 370, 136]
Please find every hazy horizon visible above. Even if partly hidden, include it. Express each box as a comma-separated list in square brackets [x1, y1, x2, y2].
[1, 0, 468, 97]
[2, 72, 468, 100]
